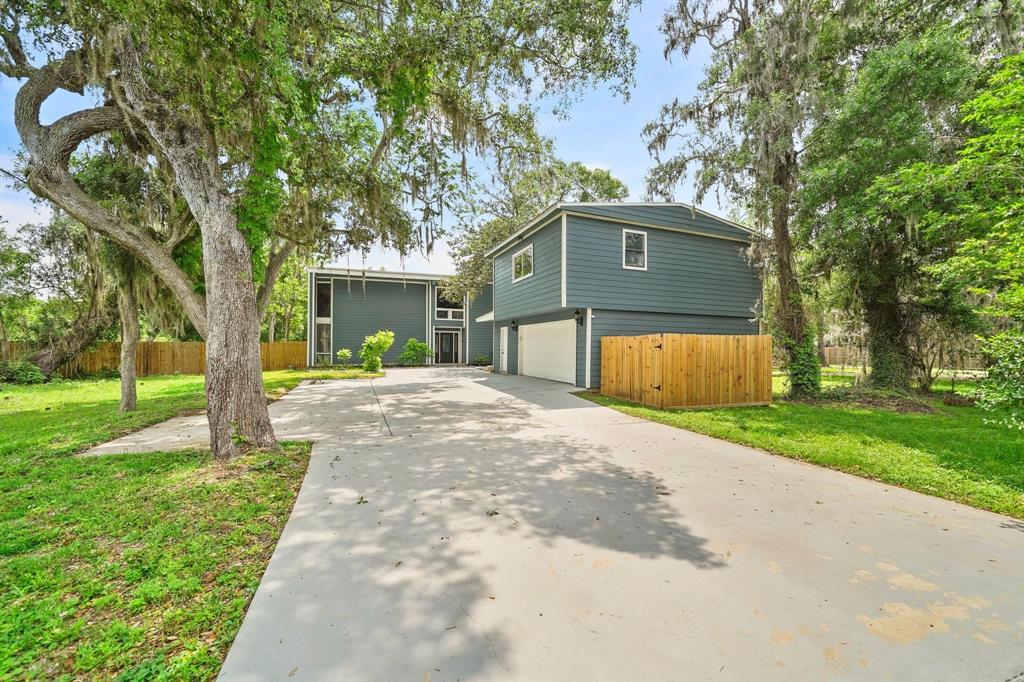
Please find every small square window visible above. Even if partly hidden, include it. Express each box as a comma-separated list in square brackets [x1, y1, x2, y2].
[512, 244, 534, 282]
[623, 230, 647, 270]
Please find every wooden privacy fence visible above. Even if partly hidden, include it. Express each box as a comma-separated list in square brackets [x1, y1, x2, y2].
[601, 333, 772, 409]
[58, 340, 307, 377]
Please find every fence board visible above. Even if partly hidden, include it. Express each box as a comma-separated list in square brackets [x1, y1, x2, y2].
[601, 333, 772, 409]
[43, 340, 306, 378]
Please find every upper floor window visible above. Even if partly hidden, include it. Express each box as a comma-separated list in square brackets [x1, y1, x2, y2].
[512, 244, 534, 282]
[623, 229, 647, 270]
[436, 289, 465, 320]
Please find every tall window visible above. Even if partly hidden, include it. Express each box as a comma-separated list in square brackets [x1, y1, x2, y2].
[436, 289, 465, 320]
[315, 281, 332, 363]
[512, 244, 534, 282]
[623, 229, 647, 270]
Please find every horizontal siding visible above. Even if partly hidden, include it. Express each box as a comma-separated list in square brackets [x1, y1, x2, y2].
[568, 204, 752, 241]
[331, 278, 428, 364]
[467, 284, 493, 363]
[587, 309, 758, 388]
[493, 217, 563, 320]
[565, 215, 761, 318]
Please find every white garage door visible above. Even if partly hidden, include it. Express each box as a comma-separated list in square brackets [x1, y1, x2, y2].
[519, 319, 577, 385]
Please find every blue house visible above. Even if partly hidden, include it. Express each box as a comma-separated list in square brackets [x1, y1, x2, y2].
[306, 203, 760, 385]
[306, 269, 493, 367]
[484, 203, 761, 388]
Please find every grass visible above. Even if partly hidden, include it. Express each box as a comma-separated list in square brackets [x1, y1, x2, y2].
[0, 367, 379, 679]
[582, 380, 1024, 519]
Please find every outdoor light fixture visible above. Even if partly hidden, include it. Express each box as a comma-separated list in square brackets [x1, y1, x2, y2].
[574, 308, 584, 326]
[511, 320, 519, 332]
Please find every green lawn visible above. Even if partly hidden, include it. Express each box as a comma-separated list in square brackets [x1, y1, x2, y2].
[582, 385, 1024, 519]
[0, 368, 378, 679]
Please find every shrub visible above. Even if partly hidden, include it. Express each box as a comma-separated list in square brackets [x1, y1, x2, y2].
[335, 348, 352, 366]
[359, 330, 395, 372]
[786, 333, 821, 396]
[472, 354, 490, 366]
[0, 360, 46, 384]
[398, 338, 431, 366]
[975, 331, 1024, 429]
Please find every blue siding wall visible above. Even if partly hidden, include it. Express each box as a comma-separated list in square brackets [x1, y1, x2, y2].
[585, 309, 758, 388]
[331, 279, 428, 364]
[467, 284, 493, 363]
[565, 214, 760, 318]
[493, 217, 563, 320]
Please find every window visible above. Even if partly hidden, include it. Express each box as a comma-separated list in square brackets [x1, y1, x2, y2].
[435, 289, 465, 320]
[315, 281, 331, 318]
[623, 229, 647, 270]
[315, 280, 332, 363]
[512, 244, 534, 282]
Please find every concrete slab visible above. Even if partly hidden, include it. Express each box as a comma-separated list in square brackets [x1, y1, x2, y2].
[203, 368, 1023, 681]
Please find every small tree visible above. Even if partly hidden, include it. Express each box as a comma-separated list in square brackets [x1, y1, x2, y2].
[398, 338, 431, 366]
[335, 348, 352, 366]
[359, 331, 395, 372]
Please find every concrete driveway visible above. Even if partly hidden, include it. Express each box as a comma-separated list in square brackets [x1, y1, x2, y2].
[218, 367, 1024, 682]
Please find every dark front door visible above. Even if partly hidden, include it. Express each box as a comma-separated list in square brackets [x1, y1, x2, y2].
[435, 332, 457, 364]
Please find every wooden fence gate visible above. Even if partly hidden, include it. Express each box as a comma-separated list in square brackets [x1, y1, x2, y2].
[600, 333, 772, 409]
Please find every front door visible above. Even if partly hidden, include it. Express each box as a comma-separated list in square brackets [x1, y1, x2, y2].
[435, 331, 458, 364]
[499, 326, 508, 373]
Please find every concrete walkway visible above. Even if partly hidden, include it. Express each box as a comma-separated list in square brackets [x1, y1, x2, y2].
[97, 368, 1024, 680]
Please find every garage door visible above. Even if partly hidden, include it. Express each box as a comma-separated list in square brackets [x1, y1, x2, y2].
[519, 319, 577, 385]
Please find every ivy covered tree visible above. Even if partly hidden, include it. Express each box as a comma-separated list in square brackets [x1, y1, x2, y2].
[877, 53, 1024, 423]
[443, 158, 628, 300]
[797, 33, 978, 389]
[0, 0, 637, 458]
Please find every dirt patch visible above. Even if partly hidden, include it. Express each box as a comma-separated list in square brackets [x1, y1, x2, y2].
[786, 387, 936, 413]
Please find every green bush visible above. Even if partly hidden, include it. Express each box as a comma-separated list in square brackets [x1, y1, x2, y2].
[359, 330, 395, 372]
[975, 331, 1024, 430]
[472, 354, 490, 366]
[398, 338, 431, 366]
[335, 348, 352, 366]
[0, 360, 46, 384]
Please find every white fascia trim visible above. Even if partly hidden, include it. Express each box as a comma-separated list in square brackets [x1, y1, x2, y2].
[560, 202, 757, 236]
[475, 310, 494, 323]
[308, 267, 448, 282]
[585, 308, 592, 389]
[561, 213, 567, 307]
[622, 228, 648, 271]
[486, 209, 563, 258]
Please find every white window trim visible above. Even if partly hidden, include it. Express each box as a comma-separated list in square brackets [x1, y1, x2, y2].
[622, 228, 648, 271]
[512, 244, 535, 283]
[314, 278, 334, 362]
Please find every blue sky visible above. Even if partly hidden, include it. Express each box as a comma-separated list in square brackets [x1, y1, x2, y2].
[0, 2, 716, 274]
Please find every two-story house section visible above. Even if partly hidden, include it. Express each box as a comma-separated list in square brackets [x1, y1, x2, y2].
[306, 268, 493, 367]
[484, 203, 762, 388]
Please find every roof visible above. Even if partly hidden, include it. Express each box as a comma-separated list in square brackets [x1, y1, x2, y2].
[309, 267, 450, 282]
[484, 202, 757, 258]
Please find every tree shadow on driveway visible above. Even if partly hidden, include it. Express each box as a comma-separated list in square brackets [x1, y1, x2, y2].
[220, 372, 723, 681]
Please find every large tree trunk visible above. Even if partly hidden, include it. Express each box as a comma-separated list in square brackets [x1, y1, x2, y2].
[203, 221, 276, 456]
[863, 269, 914, 390]
[116, 32, 275, 459]
[117, 275, 139, 412]
[770, 152, 816, 394]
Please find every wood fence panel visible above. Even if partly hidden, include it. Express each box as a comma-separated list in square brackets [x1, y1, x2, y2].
[39, 340, 306, 378]
[600, 333, 772, 409]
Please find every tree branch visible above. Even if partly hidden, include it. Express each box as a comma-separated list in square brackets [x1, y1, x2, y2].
[257, 239, 297, 321]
